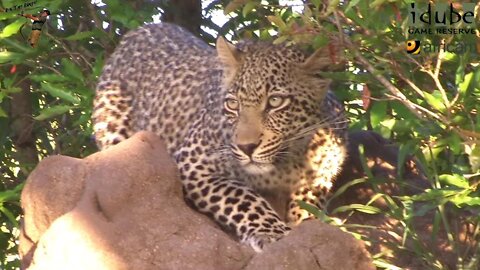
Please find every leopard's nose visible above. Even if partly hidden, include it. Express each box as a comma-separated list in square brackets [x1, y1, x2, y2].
[237, 143, 259, 157]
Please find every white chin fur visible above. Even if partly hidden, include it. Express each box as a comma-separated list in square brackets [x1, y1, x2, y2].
[243, 163, 275, 175]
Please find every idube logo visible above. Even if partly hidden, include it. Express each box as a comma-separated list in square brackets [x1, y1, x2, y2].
[408, 3, 477, 35]
[405, 3, 478, 55]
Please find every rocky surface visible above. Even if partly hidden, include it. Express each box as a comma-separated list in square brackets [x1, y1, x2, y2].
[20, 131, 374, 270]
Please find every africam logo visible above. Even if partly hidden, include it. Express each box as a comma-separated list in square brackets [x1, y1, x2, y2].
[406, 40, 421, 54]
[406, 40, 477, 55]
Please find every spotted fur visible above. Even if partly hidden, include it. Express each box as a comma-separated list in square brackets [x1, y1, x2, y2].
[93, 23, 348, 252]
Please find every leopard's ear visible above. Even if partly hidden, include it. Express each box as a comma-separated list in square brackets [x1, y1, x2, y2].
[216, 37, 241, 84]
[216, 37, 239, 66]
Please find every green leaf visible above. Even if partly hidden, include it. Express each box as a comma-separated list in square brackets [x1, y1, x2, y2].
[345, 0, 361, 13]
[0, 108, 7, 118]
[61, 58, 84, 83]
[331, 204, 382, 215]
[459, 67, 480, 98]
[0, 183, 23, 202]
[397, 140, 416, 178]
[370, 101, 387, 128]
[451, 196, 480, 206]
[0, 51, 22, 64]
[443, 52, 457, 62]
[446, 133, 462, 154]
[458, 71, 472, 95]
[242, 2, 256, 17]
[0, 37, 32, 53]
[0, 10, 18, 20]
[36, 0, 63, 11]
[30, 74, 69, 83]
[92, 53, 105, 78]
[373, 260, 403, 270]
[326, 0, 340, 15]
[273, 35, 288, 45]
[34, 105, 73, 121]
[0, 18, 25, 38]
[327, 178, 366, 205]
[224, 0, 247, 15]
[312, 35, 329, 50]
[4, 87, 21, 94]
[438, 174, 469, 188]
[466, 144, 480, 172]
[0, 205, 18, 227]
[413, 203, 437, 218]
[358, 144, 374, 179]
[431, 210, 441, 242]
[423, 91, 446, 112]
[267, 15, 287, 30]
[451, 114, 467, 125]
[380, 118, 395, 130]
[104, 0, 141, 29]
[259, 29, 271, 40]
[455, 60, 466, 86]
[303, 5, 312, 17]
[64, 31, 95, 41]
[369, 0, 386, 9]
[407, 189, 458, 202]
[41, 83, 81, 104]
[311, 0, 321, 9]
[297, 201, 334, 223]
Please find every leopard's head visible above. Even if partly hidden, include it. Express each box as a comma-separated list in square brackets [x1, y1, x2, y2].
[216, 37, 341, 175]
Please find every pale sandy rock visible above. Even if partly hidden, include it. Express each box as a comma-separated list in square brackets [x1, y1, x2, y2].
[20, 131, 374, 270]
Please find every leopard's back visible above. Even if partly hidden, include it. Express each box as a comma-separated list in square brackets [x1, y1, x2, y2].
[93, 23, 222, 152]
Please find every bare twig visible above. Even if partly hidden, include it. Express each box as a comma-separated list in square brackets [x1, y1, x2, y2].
[434, 39, 444, 78]
[384, 94, 443, 123]
[85, 0, 103, 30]
[406, 42, 451, 109]
[346, 41, 426, 120]
[330, 10, 480, 142]
[453, 127, 480, 139]
[394, 65, 425, 98]
[44, 32, 94, 72]
[24, 59, 62, 75]
[428, 39, 451, 109]
[332, 12, 450, 126]
[428, 67, 451, 109]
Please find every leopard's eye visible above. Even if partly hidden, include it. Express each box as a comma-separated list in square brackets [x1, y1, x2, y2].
[225, 98, 239, 111]
[268, 96, 283, 108]
[267, 95, 290, 110]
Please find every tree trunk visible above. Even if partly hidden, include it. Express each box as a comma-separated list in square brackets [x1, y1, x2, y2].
[9, 67, 38, 185]
[161, 0, 202, 36]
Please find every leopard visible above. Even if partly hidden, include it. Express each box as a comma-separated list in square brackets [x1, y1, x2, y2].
[92, 23, 348, 252]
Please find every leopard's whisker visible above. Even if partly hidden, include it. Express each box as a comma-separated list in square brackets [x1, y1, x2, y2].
[283, 115, 348, 144]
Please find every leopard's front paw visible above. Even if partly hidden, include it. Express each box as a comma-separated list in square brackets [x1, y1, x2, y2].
[242, 223, 291, 252]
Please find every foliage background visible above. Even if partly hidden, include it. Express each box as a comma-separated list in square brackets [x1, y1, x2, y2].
[0, 0, 478, 269]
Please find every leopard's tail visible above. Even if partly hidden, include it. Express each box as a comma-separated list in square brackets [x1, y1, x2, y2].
[92, 80, 134, 150]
